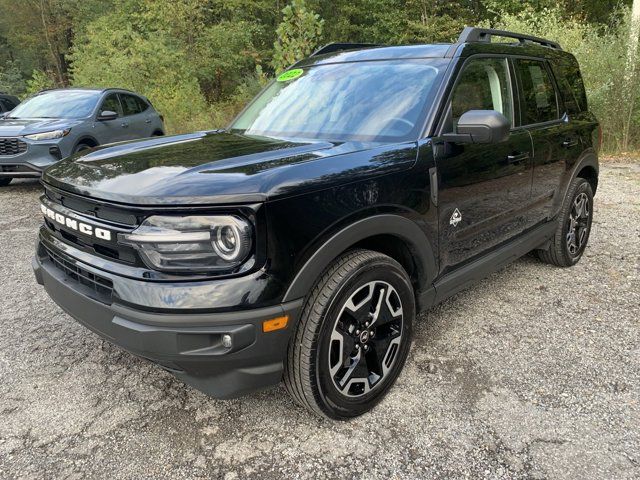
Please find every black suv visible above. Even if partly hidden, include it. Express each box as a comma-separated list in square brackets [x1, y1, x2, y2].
[33, 28, 599, 419]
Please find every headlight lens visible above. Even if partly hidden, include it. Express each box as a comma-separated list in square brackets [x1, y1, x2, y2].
[24, 129, 71, 141]
[118, 215, 253, 272]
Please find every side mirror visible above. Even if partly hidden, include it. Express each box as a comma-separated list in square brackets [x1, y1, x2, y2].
[97, 110, 118, 121]
[443, 110, 510, 144]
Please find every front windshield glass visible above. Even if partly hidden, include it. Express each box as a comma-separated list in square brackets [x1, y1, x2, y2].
[9, 90, 100, 119]
[231, 59, 448, 142]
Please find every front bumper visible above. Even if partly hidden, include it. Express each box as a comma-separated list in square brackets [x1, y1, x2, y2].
[0, 140, 64, 177]
[32, 241, 303, 399]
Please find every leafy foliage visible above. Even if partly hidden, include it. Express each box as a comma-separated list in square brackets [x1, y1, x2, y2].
[272, 0, 325, 73]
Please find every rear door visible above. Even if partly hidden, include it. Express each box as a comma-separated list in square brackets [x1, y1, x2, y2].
[434, 56, 536, 272]
[513, 58, 581, 223]
[118, 93, 152, 139]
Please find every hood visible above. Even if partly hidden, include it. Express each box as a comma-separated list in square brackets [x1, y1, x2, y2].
[43, 130, 419, 205]
[0, 117, 80, 137]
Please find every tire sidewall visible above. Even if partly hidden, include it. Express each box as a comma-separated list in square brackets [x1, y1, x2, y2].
[313, 258, 415, 419]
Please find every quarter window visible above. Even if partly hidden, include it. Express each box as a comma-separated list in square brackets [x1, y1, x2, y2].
[515, 59, 559, 125]
[450, 57, 513, 130]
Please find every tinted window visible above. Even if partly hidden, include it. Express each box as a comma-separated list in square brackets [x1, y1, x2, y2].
[450, 57, 513, 130]
[120, 94, 144, 116]
[231, 59, 448, 142]
[550, 57, 587, 114]
[515, 59, 559, 125]
[135, 96, 149, 112]
[1, 98, 17, 111]
[8, 90, 100, 119]
[100, 94, 122, 116]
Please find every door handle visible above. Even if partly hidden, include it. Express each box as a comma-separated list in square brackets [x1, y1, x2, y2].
[121, 122, 129, 128]
[145, 118, 152, 124]
[506, 152, 530, 164]
[562, 139, 579, 148]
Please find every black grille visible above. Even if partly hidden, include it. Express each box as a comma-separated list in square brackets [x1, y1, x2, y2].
[0, 137, 28, 156]
[43, 243, 113, 303]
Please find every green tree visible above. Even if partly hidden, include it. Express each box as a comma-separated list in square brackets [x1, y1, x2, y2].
[272, 0, 325, 73]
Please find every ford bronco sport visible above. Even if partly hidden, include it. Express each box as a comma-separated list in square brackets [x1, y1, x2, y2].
[33, 28, 599, 419]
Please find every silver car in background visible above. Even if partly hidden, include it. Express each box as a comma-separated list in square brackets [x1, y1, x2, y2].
[0, 88, 165, 186]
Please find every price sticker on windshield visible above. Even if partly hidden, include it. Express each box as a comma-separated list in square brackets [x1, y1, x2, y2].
[277, 69, 304, 82]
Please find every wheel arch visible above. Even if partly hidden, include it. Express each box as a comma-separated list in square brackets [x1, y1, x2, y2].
[74, 135, 99, 149]
[571, 151, 598, 194]
[281, 214, 437, 305]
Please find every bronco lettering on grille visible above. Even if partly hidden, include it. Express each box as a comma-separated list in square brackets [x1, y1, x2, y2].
[40, 204, 112, 241]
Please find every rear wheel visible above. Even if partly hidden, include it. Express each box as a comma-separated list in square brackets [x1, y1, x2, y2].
[537, 177, 593, 267]
[0, 178, 12, 187]
[284, 250, 415, 419]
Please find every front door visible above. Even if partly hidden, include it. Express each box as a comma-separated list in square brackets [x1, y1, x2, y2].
[434, 56, 535, 273]
[93, 93, 129, 144]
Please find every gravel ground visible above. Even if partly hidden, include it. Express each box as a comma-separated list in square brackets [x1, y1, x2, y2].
[0, 164, 638, 479]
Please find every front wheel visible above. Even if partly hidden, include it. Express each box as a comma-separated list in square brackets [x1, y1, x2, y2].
[73, 143, 93, 154]
[284, 250, 415, 419]
[537, 177, 594, 267]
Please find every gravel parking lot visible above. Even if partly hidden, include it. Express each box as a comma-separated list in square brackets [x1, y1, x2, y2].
[0, 163, 638, 479]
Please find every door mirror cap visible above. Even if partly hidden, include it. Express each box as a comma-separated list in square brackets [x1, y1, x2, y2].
[443, 110, 511, 144]
[98, 110, 118, 121]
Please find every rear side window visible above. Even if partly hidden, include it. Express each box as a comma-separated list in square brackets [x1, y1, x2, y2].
[120, 94, 145, 116]
[100, 94, 122, 116]
[550, 57, 587, 114]
[450, 57, 513, 130]
[515, 59, 559, 125]
[135, 96, 149, 112]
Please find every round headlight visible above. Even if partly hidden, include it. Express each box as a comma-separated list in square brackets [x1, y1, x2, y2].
[213, 225, 241, 260]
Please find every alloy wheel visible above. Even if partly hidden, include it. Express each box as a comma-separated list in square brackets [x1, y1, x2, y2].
[328, 281, 404, 397]
[566, 192, 590, 256]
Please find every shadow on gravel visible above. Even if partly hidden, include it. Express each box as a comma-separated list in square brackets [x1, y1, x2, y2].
[0, 179, 42, 193]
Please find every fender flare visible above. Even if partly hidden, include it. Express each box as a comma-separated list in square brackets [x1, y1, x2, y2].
[571, 150, 599, 188]
[281, 214, 437, 303]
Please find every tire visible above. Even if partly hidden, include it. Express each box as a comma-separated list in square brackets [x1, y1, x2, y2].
[537, 177, 594, 267]
[74, 143, 93, 154]
[284, 249, 415, 420]
[0, 178, 11, 187]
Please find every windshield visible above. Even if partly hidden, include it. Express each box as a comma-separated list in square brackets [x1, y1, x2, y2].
[231, 59, 448, 142]
[9, 90, 100, 119]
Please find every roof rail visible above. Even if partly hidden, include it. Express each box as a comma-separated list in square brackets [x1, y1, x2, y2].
[458, 27, 561, 50]
[311, 43, 382, 57]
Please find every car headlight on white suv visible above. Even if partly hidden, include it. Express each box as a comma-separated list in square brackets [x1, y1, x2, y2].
[24, 129, 71, 141]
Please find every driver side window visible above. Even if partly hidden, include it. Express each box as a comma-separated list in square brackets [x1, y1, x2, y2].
[449, 57, 513, 132]
[100, 94, 123, 117]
